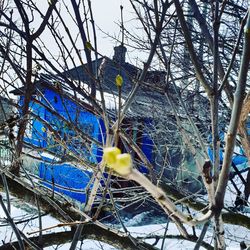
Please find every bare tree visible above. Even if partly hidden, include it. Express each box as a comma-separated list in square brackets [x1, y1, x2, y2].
[0, 0, 250, 249]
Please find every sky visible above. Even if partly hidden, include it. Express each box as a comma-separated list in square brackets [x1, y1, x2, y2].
[90, 0, 134, 58]
[31, 0, 137, 68]
[88, 0, 148, 66]
[0, 0, 138, 97]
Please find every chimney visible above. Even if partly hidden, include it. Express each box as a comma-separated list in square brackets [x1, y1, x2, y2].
[113, 45, 127, 64]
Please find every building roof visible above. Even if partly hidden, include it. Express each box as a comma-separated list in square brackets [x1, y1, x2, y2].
[11, 45, 209, 121]
[61, 46, 176, 118]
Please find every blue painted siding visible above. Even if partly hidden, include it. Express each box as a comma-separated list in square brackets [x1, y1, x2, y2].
[35, 89, 104, 202]
[19, 95, 47, 147]
[18, 88, 102, 202]
[207, 132, 247, 167]
[39, 89, 101, 162]
[39, 161, 92, 203]
[20, 86, 155, 203]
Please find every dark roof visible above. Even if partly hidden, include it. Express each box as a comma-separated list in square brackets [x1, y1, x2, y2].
[63, 56, 167, 96]
[62, 56, 174, 118]
[11, 46, 209, 120]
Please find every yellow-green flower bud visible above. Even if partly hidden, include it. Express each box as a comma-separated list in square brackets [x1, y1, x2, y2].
[103, 147, 132, 176]
[85, 41, 93, 51]
[115, 74, 123, 87]
[103, 147, 121, 168]
[114, 153, 132, 175]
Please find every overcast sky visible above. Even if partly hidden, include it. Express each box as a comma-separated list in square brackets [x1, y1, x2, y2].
[90, 0, 134, 58]
[30, 0, 137, 68]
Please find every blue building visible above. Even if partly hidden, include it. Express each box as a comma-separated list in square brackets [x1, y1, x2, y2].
[12, 45, 166, 203]
[12, 45, 250, 207]
[13, 81, 104, 202]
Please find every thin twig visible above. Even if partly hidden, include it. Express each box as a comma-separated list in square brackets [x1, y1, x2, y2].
[27, 220, 90, 235]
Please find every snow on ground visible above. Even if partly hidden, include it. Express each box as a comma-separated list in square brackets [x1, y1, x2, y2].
[0, 195, 66, 245]
[1, 168, 250, 250]
[42, 220, 250, 250]
[1, 200, 249, 250]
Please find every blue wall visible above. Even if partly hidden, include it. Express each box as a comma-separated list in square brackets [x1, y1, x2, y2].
[40, 89, 102, 161]
[207, 132, 248, 167]
[22, 88, 103, 202]
[39, 160, 92, 203]
[21, 86, 154, 203]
